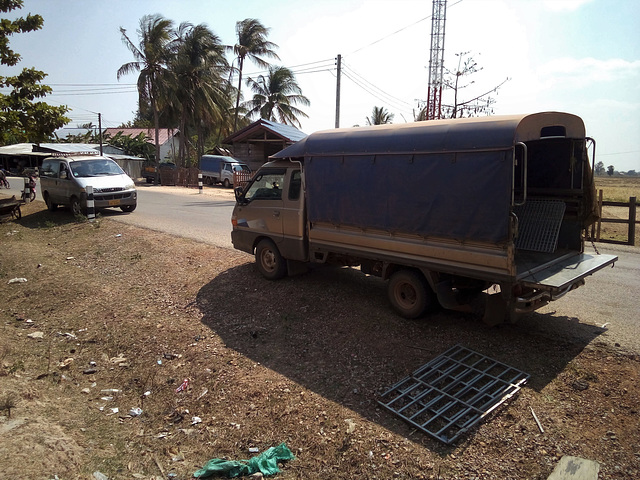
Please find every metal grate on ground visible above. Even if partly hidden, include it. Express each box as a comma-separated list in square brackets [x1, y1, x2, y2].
[378, 345, 529, 444]
[514, 199, 566, 253]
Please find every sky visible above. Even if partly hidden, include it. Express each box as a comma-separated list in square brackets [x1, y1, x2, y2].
[4, 0, 640, 171]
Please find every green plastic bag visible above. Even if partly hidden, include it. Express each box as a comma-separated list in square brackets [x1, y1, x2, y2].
[193, 442, 295, 478]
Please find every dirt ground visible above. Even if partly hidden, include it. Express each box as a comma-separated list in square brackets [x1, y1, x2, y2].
[0, 200, 639, 480]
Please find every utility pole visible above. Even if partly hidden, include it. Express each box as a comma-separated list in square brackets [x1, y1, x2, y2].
[426, 0, 447, 120]
[98, 112, 103, 155]
[335, 54, 341, 128]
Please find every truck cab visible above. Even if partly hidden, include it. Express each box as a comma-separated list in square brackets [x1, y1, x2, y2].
[232, 165, 305, 278]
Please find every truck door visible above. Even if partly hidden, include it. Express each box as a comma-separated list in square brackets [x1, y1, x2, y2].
[235, 168, 287, 243]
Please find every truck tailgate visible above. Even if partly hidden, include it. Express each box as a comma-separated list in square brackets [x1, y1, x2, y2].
[519, 253, 617, 290]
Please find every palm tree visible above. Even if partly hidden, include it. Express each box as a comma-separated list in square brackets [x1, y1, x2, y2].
[168, 22, 230, 165]
[366, 106, 394, 125]
[244, 66, 310, 128]
[231, 19, 279, 131]
[118, 14, 174, 165]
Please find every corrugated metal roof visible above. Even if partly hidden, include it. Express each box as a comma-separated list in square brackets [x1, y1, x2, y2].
[38, 143, 99, 154]
[258, 119, 308, 142]
[103, 128, 178, 146]
[224, 118, 307, 144]
[0, 143, 36, 155]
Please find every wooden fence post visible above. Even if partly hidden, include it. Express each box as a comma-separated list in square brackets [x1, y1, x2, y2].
[596, 189, 603, 242]
[629, 196, 636, 247]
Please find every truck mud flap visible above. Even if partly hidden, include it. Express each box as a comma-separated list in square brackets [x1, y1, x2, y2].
[519, 253, 617, 290]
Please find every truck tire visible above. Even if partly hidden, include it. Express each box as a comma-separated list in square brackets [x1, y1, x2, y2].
[223, 178, 231, 188]
[255, 239, 287, 280]
[388, 270, 433, 319]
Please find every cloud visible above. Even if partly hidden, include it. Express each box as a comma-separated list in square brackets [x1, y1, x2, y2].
[537, 57, 640, 89]
[542, 0, 595, 12]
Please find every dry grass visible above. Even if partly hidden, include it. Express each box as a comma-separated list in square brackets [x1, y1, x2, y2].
[0, 200, 639, 480]
[595, 175, 640, 202]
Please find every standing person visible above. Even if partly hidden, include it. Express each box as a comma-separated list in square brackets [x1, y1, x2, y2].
[0, 168, 9, 188]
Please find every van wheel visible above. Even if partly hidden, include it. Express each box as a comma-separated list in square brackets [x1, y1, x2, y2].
[44, 192, 57, 212]
[255, 239, 287, 280]
[223, 178, 231, 188]
[121, 204, 136, 213]
[388, 270, 433, 319]
[70, 196, 84, 216]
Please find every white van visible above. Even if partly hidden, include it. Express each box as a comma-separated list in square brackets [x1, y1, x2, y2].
[40, 155, 137, 215]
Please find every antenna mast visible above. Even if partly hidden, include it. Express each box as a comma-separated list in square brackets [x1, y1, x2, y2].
[425, 0, 447, 120]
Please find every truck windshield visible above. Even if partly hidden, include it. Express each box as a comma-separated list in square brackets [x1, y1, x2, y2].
[70, 159, 124, 178]
[233, 164, 250, 172]
[244, 170, 286, 201]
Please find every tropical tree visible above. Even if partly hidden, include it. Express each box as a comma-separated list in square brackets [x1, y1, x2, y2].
[243, 66, 309, 128]
[117, 14, 174, 164]
[0, 1, 69, 145]
[231, 18, 280, 131]
[168, 22, 231, 165]
[366, 106, 394, 125]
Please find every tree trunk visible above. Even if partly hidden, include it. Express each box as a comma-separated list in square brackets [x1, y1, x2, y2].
[151, 93, 161, 185]
[233, 56, 245, 132]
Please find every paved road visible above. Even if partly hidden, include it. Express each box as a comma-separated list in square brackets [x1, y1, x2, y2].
[7, 179, 638, 352]
[111, 185, 236, 249]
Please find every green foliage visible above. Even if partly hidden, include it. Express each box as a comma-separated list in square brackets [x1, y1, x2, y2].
[244, 66, 309, 128]
[607, 165, 615, 176]
[232, 18, 280, 130]
[0, 1, 69, 145]
[365, 106, 394, 125]
[109, 131, 154, 159]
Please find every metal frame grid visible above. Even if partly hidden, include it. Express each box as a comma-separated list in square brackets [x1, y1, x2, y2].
[514, 199, 566, 253]
[378, 345, 529, 444]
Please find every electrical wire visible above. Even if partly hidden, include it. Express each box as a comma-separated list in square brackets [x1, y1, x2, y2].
[342, 62, 412, 107]
[348, 0, 464, 56]
[341, 70, 413, 115]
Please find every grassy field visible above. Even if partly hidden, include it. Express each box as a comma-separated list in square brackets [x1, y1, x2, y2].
[593, 176, 639, 244]
[595, 175, 640, 202]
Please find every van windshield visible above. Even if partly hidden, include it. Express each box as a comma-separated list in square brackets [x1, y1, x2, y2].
[69, 159, 124, 178]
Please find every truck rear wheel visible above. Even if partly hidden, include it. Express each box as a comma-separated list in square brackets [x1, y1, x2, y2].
[388, 270, 433, 319]
[255, 239, 287, 280]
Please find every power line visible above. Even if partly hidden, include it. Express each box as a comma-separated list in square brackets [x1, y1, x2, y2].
[342, 62, 412, 107]
[599, 150, 640, 156]
[348, 0, 464, 56]
[341, 70, 413, 114]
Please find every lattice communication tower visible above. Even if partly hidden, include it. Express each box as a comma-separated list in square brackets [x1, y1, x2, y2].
[425, 0, 447, 120]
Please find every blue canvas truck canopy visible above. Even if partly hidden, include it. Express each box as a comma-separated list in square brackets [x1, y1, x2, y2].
[271, 113, 589, 245]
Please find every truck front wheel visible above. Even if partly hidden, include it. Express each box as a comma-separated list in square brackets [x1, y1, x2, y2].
[388, 270, 433, 319]
[255, 239, 287, 280]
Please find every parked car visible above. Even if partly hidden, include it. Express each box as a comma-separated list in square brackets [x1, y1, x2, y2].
[40, 155, 137, 215]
